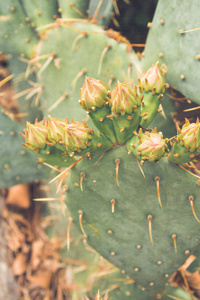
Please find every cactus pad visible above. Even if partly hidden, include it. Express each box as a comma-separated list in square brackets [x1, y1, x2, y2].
[66, 146, 200, 298]
[143, 0, 200, 104]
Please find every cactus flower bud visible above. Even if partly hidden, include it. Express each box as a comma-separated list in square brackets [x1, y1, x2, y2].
[23, 120, 48, 151]
[139, 61, 165, 94]
[169, 119, 200, 164]
[177, 118, 200, 152]
[110, 82, 141, 116]
[127, 129, 167, 162]
[47, 115, 69, 145]
[63, 119, 92, 152]
[79, 77, 109, 110]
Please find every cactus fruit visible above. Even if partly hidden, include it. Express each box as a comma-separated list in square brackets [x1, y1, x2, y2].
[22, 71, 200, 298]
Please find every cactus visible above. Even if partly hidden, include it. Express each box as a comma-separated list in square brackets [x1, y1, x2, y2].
[1, 0, 200, 299]
[21, 67, 200, 299]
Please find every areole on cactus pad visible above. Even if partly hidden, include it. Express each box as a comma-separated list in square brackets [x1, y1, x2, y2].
[21, 63, 200, 299]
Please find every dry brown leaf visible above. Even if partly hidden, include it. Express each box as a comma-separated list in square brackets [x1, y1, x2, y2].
[27, 272, 52, 289]
[6, 184, 31, 208]
[31, 240, 44, 270]
[12, 252, 27, 276]
[170, 255, 200, 299]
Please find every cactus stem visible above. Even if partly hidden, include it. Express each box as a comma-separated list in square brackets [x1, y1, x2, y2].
[111, 199, 116, 213]
[80, 172, 85, 191]
[98, 44, 111, 75]
[78, 210, 87, 239]
[115, 158, 120, 187]
[47, 93, 68, 112]
[155, 176, 162, 208]
[67, 216, 73, 251]
[189, 196, 200, 223]
[172, 234, 177, 253]
[147, 215, 154, 245]
[72, 32, 87, 51]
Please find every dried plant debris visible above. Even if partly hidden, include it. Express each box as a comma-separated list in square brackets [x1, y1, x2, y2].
[2, 186, 71, 300]
[170, 255, 200, 299]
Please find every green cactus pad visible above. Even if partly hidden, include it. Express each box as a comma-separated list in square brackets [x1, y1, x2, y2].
[20, 0, 58, 28]
[142, 0, 200, 104]
[37, 22, 140, 120]
[8, 56, 43, 125]
[148, 93, 176, 138]
[66, 145, 200, 298]
[58, 0, 90, 19]
[0, 110, 49, 189]
[30, 145, 75, 168]
[0, 0, 38, 57]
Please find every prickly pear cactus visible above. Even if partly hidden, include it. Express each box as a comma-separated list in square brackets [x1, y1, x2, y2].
[142, 0, 200, 104]
[0, 0, 140, 123]
[22, 64, 200, 298]
[2, 0, 200, 298]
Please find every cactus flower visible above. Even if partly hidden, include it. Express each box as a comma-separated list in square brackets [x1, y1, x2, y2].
[139, 61, 165, 94]
[177, 118, 200, 152]
[79, 77, 109, 110]
[47, 115, 69, 145]
[110, 82, 141, 116]
[63, 119, 92, 152]
[23, 120, 48, 151]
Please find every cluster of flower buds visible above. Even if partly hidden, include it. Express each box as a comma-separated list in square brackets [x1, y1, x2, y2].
[22, 117, 92, 155]
[79, 77, 143, 144]
[127, 128, 168, 162]
[21, 116, 112, 159]
[169, 118, 200, 164]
